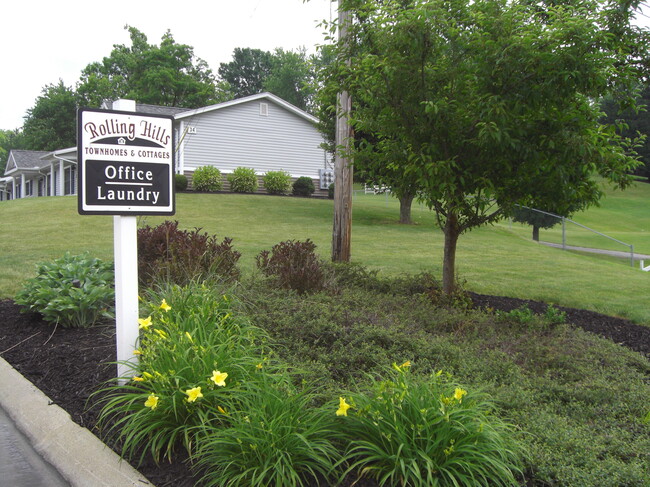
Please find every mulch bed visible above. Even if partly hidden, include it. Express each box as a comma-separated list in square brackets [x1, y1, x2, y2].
[1, 295, 649, 486]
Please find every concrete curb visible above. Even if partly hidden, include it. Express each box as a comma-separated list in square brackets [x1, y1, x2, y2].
[0, 357, 154, 487]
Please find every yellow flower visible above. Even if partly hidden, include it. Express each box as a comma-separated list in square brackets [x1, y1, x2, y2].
[336, 397, 351, 417]
[132, 376, 144, 382]
[453, 388, 467, 402]
[217, 406, 228, 415]
[133, 349, 143, 356]
[144, 394, 159, 410]
[153, 328, 168, 340]
[142, 371, 154, 380]
[138, 316, 153, 330]
[401, 360, 411, 368]
[210, 370, 228, 387]
[185, 331, 194, 343]
[159, 299, 171, 312]
[256, 363, 263, 370]
[185, 386, 203, 403]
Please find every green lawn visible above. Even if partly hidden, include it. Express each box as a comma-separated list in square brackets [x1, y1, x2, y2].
[1, 181, 649, 323]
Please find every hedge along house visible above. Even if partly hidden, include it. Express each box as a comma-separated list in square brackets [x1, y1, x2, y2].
[0, 149, 77, 200]
[175, 92, 333, 195]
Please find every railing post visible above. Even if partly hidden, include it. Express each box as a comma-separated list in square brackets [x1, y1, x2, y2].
[562, 217, 566, 250]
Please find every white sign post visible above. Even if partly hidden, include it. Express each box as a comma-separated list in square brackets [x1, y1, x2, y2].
[78, 100, 175, 382]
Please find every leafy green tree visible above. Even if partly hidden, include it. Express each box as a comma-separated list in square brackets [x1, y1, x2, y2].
[601, 84, 650, 181]
[264, 48, 316, 111]
[0, 129, 26, 174]
[77, 26, 222, 108]
[218, 48, 274, 99]
[21, 81, 77, 150]
[326, 0, 647, 295]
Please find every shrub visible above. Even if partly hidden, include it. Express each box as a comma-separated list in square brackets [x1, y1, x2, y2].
[334, 364, 525, 487]
[328, 182, 335, 199]
[256, 239, 324, 294]
[95, 285, 278, 464]
[262, 170, 292, 195]
[15, 252, 114, 328]
[227, 167, 259, 193]
[174, 173, 188, 192]
[192, 166, 223, 192]
[292, 176, 315, 196]
[194, 377, 341, 487]
[137, 220, 241, 288]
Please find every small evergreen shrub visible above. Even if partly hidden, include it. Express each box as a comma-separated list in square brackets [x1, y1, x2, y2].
[174, 173, 188, 192]
[192, 166, 223, 192]
[227, 167, 259, 193]
[15, 252, 115, 328]
[292, 176, 315, 196]
[256, 239, 324, 294]
[262, 170, 292, 195]
[137, 220, 241, 287]
[328, 182, 335, 199]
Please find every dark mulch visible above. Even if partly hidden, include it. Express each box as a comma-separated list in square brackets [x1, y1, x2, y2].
[1, 295, 649, 486]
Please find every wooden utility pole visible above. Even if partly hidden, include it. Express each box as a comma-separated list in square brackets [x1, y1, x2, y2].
[332, 4, 353, 262]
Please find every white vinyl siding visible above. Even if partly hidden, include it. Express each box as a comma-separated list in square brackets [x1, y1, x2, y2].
[180, 100, 326, 178]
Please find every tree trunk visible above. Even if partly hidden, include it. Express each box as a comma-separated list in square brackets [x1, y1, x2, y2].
[399, 194, 414, 224]
[532, 225, 540, 242]
[442, 212, 461, 296]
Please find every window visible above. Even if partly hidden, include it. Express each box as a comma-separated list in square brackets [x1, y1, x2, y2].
[64, 166, 77, 195]
[260, 102, 269, 117]
[25, 180, 32, 197]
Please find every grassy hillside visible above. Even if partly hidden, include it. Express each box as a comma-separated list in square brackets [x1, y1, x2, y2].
[1, 180, 649, 323]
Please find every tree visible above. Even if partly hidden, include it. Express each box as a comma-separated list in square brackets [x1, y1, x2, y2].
[77, 26, 222, 108]
[218, 48, 274, 99]
[264, 48, 316, 111]
[0, 129, 25, 174]
[327, 0, 647, 295]
[601, 84, 650, 181]
[21, 81, 77, 151]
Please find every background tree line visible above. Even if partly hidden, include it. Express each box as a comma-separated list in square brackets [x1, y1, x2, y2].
[0, 25, 325, 174]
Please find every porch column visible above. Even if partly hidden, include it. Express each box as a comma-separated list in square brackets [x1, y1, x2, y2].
[59, 160, 65, 195]
[20, 174, 26, 199]
[50, 163, 55, 196]
[11, 178, 16, 199]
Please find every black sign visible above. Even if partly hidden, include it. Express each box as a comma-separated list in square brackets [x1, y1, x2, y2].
[78, 108, 175, 215]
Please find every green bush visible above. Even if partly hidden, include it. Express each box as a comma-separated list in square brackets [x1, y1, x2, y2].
[292, 176, 315, 196]
[334, 364, 525, 487]
[262, 170, 292, 195]
[15, 253, 115, 328]
[256, 239, 324, 294]
[227, 167, 259, 193]
[192, 166, 223, 192]
[194, 377, 340, 487]
[174, 173, 188, 192]
[95, 285, 277, 464]
[328, 182, 335, 199]
[137, 220, 241, 288]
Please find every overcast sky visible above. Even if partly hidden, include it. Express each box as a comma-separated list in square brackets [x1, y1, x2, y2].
[2, 1, 649, 131]
[0, 0, 334, 130]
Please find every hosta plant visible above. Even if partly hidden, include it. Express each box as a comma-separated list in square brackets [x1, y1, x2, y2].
[15, 252, 114, 328]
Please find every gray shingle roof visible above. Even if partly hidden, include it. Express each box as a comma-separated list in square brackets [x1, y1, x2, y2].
[135, 104, 193, 117]
[7, 150, 50, 170]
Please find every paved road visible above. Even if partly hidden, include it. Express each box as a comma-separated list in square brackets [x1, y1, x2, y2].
[0, 405, 69, 487]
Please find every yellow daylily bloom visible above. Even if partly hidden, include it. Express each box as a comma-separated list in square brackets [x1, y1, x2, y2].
[185, 331, 194, 343]
[133, 349, 143, 356]
[138, 316, 153, 330]
[336, 397, 351, 417]
[256, 363, 263, 370]
[217, 406, 228, 415]
[401, 360, 412, 368]
[142, 371, 154, 380]
[453, 388, 467, 402]
[185, 386, 203, 403]
[144, 394, 159, 410]
[210, 370, 228, 387]
[153, 328, 168, 340]
[132, 376, 144, 382]
[159, 299, 171, 312]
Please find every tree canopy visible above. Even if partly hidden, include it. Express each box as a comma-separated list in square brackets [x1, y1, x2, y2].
[77, 26, 224, 109]
[323, 0, 648, 294]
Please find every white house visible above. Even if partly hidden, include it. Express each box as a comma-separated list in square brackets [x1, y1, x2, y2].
[175, 92, 333, 194]
[1, 93, 332, 200]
